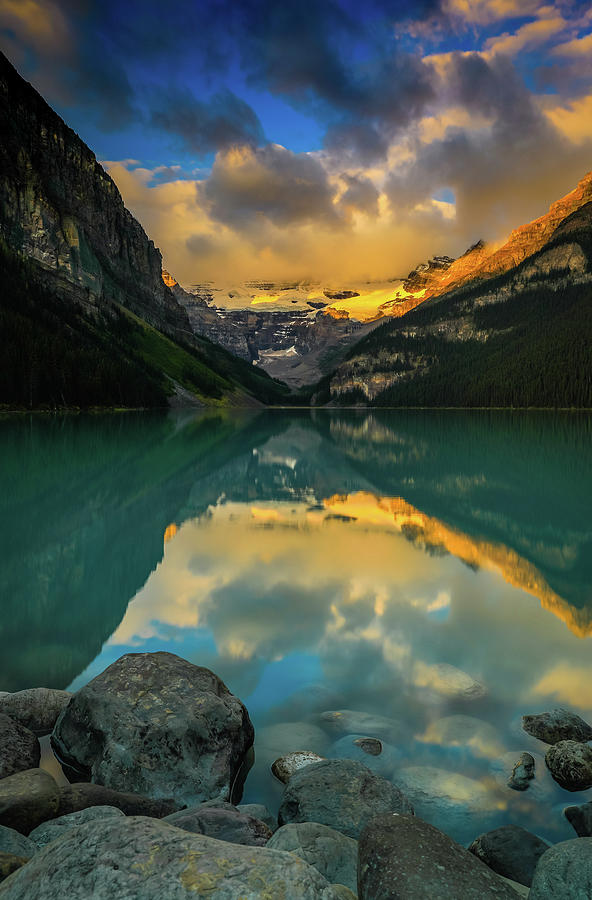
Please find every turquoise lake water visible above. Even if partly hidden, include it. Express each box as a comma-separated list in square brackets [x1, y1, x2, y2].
[1, 409, 591, 844]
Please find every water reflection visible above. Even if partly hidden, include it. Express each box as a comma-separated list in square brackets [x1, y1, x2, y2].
[0, 409, 590, 844]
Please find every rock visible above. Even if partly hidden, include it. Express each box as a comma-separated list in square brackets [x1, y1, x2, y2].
[327, 734, 400, 778]
[417, 714, 505, 759]
[0, 690, 72, 737]
[489, 751, 552, 803]
[499, 876, 530, 898]
[318, 710, 405, 743]
[0, 715, 40, 779]
[358, 813, 521, 899]
[0, 770, 59, 835]
[57, 783, 179, 818]
[237, 803, 277, 832]
[468, 824, 549, 886]
[278, 758, 413, 839]
[268, 822, 358, 893]
[564, 800, 592, 836]
[272, 751, 325, 783]
[545, 740, 592, 791]
[0, 815, 346, 899]
[29, 806, 125, 849]
[394, 766, 502, 845]
[522, 708, 592, 745]
[413, 662, 487, 700]
[330, 887, 357, 900]
[0, 826, 36, 859]
[163, 805, 272, 846]
[0, 853, 29, 884]
[507, 752, 535, 791]
[530, 838, 592, 899]
[51, 652, 254, 806]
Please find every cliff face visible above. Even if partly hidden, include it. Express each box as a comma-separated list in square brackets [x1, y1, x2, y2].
[0, 52, 190, 340]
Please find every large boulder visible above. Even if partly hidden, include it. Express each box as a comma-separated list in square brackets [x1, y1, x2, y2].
[468, 824, 549, 886]
[268, 822, 358, 893]
[545, 740, 592, 791]
[278, 758, 413, 839]
[0, 826, 36, 859]
[0, 815, 347, 899]
[522, 708, 592, 745]
[163, 805, 272, 846]
[530, 838, 592, 899]
[0, 770, 59, 835]
[394, 766, 502, 845]
[358, 813, 523, 899]
[564, 800, 592, 836]
[0, 715, 40, 779]
[0, 690, 72, 737]
[51, 652, 254, 806]
[29, 806, 125, 849]
[57, 783, 178, 818]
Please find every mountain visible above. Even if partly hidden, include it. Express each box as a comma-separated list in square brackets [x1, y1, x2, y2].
[0, 52, 288, 409]
[325, 172, 592, 407]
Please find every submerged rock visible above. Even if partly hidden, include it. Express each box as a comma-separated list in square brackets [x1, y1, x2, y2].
[507, 752, 535, 791]
[468, 824, 549, 887]
[564, 800, 592, 837]
[0, 690, 72, 737]
[272, 751, 325, 783]
[278, 758, 413, 839]
[57, 783, 178, 818]
[0, 714, 40, 779]
[489, 751, 552, 802]
[0, 825, 36, 859]
[413, 662, 487, 701]
[163, 805, 272, 846]
[29, 806, 125, 849]
[530, 838, 592, 899]
[545, 740, 592, 791]
[0, 816, 346, 899]
[318, 710, 406, 743]
[358, 813, 521, 899]
[327, 734, 400, 779]
[0, 770, 59, 835]
[417, 714, 505, 759]
[268, 822, 358, 893]
[522, 708, 592, 745]
[51, 652, 254, 806]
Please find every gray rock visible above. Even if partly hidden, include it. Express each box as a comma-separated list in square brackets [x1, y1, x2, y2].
[0, 815, 346, 899]
[358, 813, 522, 899]
[57, 782, 179, 818]
[394, 766, 502, 845]
[0, 826, 36, 859]
[279, 758, 413, 839]
[327, 734, 400, 778]
[51, 652, 254, 806]
[268, 822, 358, 893]
[530, 838, 592, 899]
[163, 805, 272, 846]
[272, 751, 325, 783]
[237, 804, 277, 832]
[0, 690, 72, 737]
[545, 740, 592, 791]
[468, 824, 549, 886]
[490, 751, 552, 803]
[318, 710, 406, 743]
[507, 752, 535, 791]
[522, 708, 592, 745]
[564, 800, 592, 836]
[0, 715, 40, 780]
[29, 806, 125, 849]
[0, 853, 29, 884]
[0, 769, 59, 835]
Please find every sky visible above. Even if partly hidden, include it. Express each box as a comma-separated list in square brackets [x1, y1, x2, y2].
[2, 0, 592, 285]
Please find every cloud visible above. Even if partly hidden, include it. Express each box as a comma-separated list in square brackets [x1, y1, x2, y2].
[443, 0, 543, 25]
[483, 11, 567, 57]
[551, 30, 592, 56]
[337, 174, 380, 219]
[150, 87, 265, 157]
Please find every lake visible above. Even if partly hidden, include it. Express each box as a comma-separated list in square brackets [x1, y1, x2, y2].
[1, 408, 591, 845]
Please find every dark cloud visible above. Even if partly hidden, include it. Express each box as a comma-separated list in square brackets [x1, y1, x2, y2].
[338, 173, 380, 217]
[201, 143, 341, 228]
[151, 87, 264, 157]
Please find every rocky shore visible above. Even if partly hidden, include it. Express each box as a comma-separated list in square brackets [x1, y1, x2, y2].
[0, 651, 591, 897]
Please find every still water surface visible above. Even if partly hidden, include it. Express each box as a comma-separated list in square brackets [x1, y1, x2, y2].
[1, 409, 591, 845]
